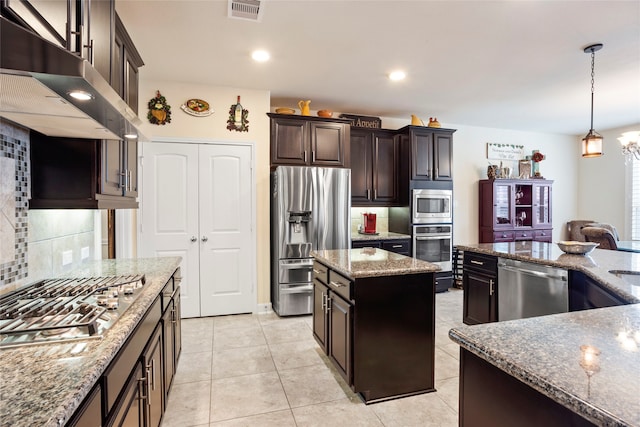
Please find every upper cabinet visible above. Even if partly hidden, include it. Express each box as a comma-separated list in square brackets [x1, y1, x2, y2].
[478, 179, 553, 243]
[351, 128, 400, 206]
[112, 13, 144, 113]
[396, 126, 455, 181]
[268, 113, 351, 168]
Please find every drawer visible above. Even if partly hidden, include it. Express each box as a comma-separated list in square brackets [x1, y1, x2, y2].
[352, 240, 382, 249]
[463, 252, 498, 274]
[382, 239, 410, 255]
[534, 229, 552, 242]
[313, 261, 329, 284]
[493, 231, 514, 242]
[514, 230, 533, 240]
[327, 269, 352, 301]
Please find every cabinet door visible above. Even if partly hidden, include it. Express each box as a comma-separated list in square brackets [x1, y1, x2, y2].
[352, 240, 382, 249]
[101, 139, 123, 196]
[310, 121, 348, 167]
[463, 271, 497, 325]
[381, 239, 410, 255]
[312, 279, 328, 352]
[3, 0, 70, 49]
[433, 133, 453, 180]
[143, 326, 164, 427]
[123, 139, 138, 198]
[532, 183, 552, 229]
[373, 131, 398, 203]
[493, 182, 514, 229]
[108, 362, 144, 427]
[173, 287, 182, 365]
[350, 130, 373, 204]
[124, 51, 139, 114]
[67, 384, 102, 427]
[329, 293, 352, 383]
[411, 130, 433, 180]
[270, 118, 308, 165]
[162, 302, 176, 397]
[84, 0, 114, 82]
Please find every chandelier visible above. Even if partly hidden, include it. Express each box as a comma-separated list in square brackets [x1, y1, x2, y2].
[618, 131, 640, 161]
[581, 44, 604, 158]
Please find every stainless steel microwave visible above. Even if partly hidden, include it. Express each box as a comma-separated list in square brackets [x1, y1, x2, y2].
[412, 189, 452, 224]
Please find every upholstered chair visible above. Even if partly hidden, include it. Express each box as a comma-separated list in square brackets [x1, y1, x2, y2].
[567, 220, 595, 242]
[581, 227, 618, 250]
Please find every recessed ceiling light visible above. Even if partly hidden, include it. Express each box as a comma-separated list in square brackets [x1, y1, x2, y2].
[124, 134, 137, 139]
[251, 50, 270, 62]
[68, 90, 94, 101]
[388, 70, 406, 81]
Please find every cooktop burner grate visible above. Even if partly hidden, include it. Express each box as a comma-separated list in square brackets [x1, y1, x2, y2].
[0, 274, 145, 348]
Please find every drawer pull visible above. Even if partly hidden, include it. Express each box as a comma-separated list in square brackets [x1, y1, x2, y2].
[330, 280, 346, 288]
[391, 245, 403, 248]
[502, 234, 507, 238]
[470, 260, 484, 266]
[522, 233, 528, 237]
[313, 269, 322, 274]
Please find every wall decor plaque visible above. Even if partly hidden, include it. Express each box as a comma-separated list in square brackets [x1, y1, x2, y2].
[181, 99, 213, 117]
[338, 114, 381, 129]
[487, 143, 525, 160]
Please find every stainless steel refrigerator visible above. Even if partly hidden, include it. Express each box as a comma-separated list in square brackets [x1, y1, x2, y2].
[271, 166, 351, 316]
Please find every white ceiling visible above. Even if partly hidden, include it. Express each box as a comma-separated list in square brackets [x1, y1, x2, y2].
[116, 0, 640, 136]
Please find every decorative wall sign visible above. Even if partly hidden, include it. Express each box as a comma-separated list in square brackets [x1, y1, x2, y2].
[227, 95, 249, 132]
[486, 143, 525, 160]
[181, 99, 213, 117]
[147, 90, 172, 125]
[338, 114, 381, 129]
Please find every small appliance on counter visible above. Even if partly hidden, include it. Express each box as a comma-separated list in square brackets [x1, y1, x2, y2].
[361, 213, 377, 234]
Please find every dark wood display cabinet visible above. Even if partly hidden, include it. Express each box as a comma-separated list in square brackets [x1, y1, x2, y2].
[396, 125, 455, 182]
[350, 128, 400, 206]
[462, 251, 498, 325]
[29, 132, 138, 209]
[479, 179, 553, 243]
[312, 258, 435, 403]
[268, 113, 351, 168]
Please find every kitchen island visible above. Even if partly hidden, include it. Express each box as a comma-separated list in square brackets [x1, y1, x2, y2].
[450, 242, 640, 427]
[312, 248, 440, 403]
[0, 257, 182, 427]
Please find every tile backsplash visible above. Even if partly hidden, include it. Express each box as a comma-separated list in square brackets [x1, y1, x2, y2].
[0, 119, 98, 294]
[351, 207, 389, 233]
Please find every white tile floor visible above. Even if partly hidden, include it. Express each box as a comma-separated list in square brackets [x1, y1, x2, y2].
[161, 288, 464, 427]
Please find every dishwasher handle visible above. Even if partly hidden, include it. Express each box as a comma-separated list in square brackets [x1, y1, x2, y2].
[498, 263, 567, 281]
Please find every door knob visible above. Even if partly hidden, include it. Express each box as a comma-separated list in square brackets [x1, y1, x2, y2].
[190, 236, 197, 242]
[201, 236, 208, 242]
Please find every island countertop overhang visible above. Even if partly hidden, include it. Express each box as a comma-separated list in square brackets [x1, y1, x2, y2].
[311, 248, 441, 279]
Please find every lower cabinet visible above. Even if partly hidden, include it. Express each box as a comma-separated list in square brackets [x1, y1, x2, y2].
[462, 252, 498, 325]
[312, 259, 435, 403]
[351, 238, 411, 256]
[569, 271, 630, 311]
[71, 268, 182, 427]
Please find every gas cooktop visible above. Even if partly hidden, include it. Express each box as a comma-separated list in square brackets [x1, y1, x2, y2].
[0, 275, 145, 349]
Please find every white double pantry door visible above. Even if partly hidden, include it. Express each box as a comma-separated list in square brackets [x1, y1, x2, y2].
[140, 141, 255, 318]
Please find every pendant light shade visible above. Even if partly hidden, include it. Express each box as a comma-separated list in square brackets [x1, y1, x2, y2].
[581, 43, 604, 158]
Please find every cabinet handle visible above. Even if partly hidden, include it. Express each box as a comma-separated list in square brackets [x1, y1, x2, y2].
[146, 359, 156, 392]
[171, 307, 177, 324]
[84, 38, 94, 63]
[128, 170, 133, 192]
[329, 280, 345, 288]
[304, 151, 307, 163]
[374, 189, 377, 199]
[367, 189, 371, 199]
[489, 279, 494, 296]
[326, 297, 332, 312]
[138, 377, 148, 402]
[321, 291, 327, 312]
[190, 236, 197, 242]
[312, 151, 316, 163]
[201, 236, 208, 242]
[391, 245, 403, 248]
[470, 260, 484, 266]
[522, 233, 528, 237]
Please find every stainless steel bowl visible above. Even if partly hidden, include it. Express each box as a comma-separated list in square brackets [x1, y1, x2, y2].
[557, 241, 599, 255]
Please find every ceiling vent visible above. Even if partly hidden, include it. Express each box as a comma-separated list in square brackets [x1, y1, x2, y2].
[228, 0, 264, 21]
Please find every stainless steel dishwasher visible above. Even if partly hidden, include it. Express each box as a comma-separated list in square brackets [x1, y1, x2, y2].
[497, 258, 568, 321]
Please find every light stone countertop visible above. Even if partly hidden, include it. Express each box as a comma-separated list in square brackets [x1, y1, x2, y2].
[0, 257, 182, 427]
[312, 248, 440, 279]
[351, 231, 411, 242]
[450, 242, 640, 426]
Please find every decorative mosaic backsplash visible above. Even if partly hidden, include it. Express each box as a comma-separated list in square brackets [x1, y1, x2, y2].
[0, 119, 29, 287]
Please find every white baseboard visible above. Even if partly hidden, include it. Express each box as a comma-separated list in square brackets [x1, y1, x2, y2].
[255, 303, 272, 314]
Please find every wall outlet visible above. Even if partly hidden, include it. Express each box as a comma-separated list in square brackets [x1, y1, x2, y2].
[62, 250, 73, 266]
[81, 246, 90, 260]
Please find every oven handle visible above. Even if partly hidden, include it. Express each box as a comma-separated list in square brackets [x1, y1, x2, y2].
[280, 285, 313, 294]
[415, 235, 452, 240]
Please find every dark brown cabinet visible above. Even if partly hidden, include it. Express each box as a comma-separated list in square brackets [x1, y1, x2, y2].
[142, 326, 164, 427]
[108, 361, 145, 427]
[569, 271, 630, 311]
[113, 14, 144, 113]
[479, 179, 553, 243]
[396, 125, 455, 181]
[268, 113, 350, 168]
[312, 276, 329, 353]
[462, 252, 498, 325]
[351, 238, 411, 256]
[351, 129, 399, 205]
[67, 384, 102, 427]
[80, 0, 114, 81]
[328, 292, 352, 383]
[29, 133, 138, 209]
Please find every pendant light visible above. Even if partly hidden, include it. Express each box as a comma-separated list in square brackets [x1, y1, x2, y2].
[581, 43, 604, 158]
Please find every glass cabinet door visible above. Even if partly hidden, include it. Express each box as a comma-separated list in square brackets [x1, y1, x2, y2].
[494, 183, 513, 227]
[533, 184, 552, 227]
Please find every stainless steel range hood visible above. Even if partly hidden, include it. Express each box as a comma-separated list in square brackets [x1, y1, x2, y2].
[0, 16, 144, 141]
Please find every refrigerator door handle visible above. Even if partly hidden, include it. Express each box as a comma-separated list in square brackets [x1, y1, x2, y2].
[280, 284, 313, 294]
